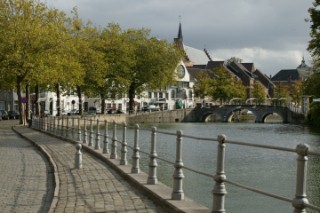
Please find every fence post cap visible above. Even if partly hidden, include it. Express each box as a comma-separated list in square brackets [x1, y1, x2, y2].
[296, 143, 309, 156]
[217, 134, 226, 143]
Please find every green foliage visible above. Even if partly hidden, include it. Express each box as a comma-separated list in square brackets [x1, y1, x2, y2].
[210, 66, 246, 104]
[303, 72, 320, 97]
[193, 70, 212, 98]
[252, 82, 266, 104]
[307, 102, 320, 127]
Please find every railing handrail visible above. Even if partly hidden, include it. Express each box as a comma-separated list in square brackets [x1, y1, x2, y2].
[32, 116, 320, 212]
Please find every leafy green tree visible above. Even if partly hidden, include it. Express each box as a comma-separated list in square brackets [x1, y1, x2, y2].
[252, 82, 266, 104]
[193, 70, 213, 101]
[0, 0, 80, 122]
[111, 28, 182, 112]
[303, 72, 320, 97]
[66, 9, 106, 115]
[308, 1, 320, 68]
[210, 66, 245, 104]
[290, 81, 303, 106]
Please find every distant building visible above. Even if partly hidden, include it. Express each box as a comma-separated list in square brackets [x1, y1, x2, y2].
[174, 22, 274, 102]
[271, 58, 312, 95]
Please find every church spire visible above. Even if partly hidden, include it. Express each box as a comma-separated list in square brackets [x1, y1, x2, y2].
[177, 16, 183, 42]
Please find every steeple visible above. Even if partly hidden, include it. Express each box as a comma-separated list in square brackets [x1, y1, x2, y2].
[177, 16, 183, 42]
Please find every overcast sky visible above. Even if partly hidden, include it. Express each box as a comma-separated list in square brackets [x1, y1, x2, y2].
[44, 0, 314, 76]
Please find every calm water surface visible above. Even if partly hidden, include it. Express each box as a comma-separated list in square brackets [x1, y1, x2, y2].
[112, 122, 320, 213]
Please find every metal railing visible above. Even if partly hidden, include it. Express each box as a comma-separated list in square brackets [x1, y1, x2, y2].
[32, 116, 320, 213]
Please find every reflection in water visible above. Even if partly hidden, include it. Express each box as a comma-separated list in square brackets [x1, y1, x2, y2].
[107, 122, 320, 213]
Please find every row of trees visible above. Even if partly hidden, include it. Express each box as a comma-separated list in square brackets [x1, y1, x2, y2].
[305, 0, 320, 127]
[0, 0, 182, 124]
[193, 65, 266, 105]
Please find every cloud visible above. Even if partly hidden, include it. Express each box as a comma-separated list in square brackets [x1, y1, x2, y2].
[42, 0, 314, 75]
[211, 47, 310, 75]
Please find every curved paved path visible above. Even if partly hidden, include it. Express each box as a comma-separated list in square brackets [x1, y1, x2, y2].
[13, 124, 167, 213]
[0, 120, 53, 213]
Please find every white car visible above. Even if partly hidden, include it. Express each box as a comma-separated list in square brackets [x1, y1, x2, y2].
[146, 105, 160, 112]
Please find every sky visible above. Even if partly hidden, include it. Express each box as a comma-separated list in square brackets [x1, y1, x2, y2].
[43, 0, 314, 76]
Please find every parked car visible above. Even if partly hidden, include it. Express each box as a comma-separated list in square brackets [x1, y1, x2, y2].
[67, 109, 79, 116]
[0, 110, 9, 120]
[8, 110, 20, 119]
[142, 105, 160, 112]
[88, 107, 97, 115]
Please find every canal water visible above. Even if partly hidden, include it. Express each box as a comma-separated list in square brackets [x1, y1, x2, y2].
[108, 122, 320, 212]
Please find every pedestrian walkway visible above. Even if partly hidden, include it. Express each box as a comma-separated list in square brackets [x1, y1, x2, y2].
[0, 120, 53, 213]
[13, 125, 168, 213]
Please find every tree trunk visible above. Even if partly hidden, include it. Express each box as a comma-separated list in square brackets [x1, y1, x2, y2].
[128, 83, 135, 114]
[56, 83, 61, 116]
[17, 78, 23, 125]
[35, 85, 40, 117]
[100, 93, 106, 114]
[26, 82, 30, 120]
[77, 86, 82, 116]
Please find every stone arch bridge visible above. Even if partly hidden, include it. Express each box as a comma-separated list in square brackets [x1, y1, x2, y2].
[191, 105, 304, 123]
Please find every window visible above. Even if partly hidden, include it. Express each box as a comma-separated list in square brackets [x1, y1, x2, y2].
[189, 90, 193, 100]
[148, 92, 152, 98]
[171, 90, 175, 99]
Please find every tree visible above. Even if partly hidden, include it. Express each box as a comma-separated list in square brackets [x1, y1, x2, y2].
[210, 66, 246, 104]
[110, 28, 182, 112]
[193, 70, 213, 101]
[303, 72, 320, 97]
[0, 0, 80, 123]
[308, 1, 320, 68]
[252, 82, 266, 104]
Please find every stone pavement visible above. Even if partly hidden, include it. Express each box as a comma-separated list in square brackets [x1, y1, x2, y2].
[0, 120, 53, 213]
[11, 124, 169, 213]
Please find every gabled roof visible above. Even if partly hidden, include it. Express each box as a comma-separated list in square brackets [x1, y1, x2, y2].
[227, 62, 254, 79]
[271, 69, 299, 82]
[206, 61, 225, 70]
[254, 69, 275, 88]
[186, 67, 203, 81]
[241, 63, 256, 72]
[183, 44, 211, 66]
[187, 67, 216, 81]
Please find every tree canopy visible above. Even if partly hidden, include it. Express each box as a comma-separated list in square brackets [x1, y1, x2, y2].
[0, 0, 183, 119]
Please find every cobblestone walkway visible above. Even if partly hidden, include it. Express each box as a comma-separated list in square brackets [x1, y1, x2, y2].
[0, 120, 53, 213]
[14, 126, 167, 213]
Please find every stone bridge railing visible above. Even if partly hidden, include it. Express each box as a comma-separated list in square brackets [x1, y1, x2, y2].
[31, 116, 320, 212]
[192, 105, 305, 123]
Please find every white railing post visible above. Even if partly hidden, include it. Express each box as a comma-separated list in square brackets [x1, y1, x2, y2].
[53, 116, 56, 135]
[212, 134, 227, 213]
[72, 117, 75, 139]
[89, 118, 93, 147]
[60, 116, 64, 137]
[66, 116, 69, 138]
[131, 124, 140, 174]
[110, 121, 117, 159]
[120, 122, 128, 165]
[49, 116, 52, 133]
[95, 119, 100, 150]
[103, 120, 109, 154]
[147, 127, 158, 184]
[77, 117, 81, 141]
[83, 118, 87, 144]
[75, 143, 82, 169]
[171, 130, 184, 200]
[57, 116, 60, 135]
[292, 144, 309, 213]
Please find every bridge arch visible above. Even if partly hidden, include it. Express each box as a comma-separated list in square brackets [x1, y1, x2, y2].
[195, 105, 290, 123]
[259, 111, 285, 123]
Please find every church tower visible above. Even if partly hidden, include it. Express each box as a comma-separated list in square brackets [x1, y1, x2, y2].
[174, 19, 183, 49]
